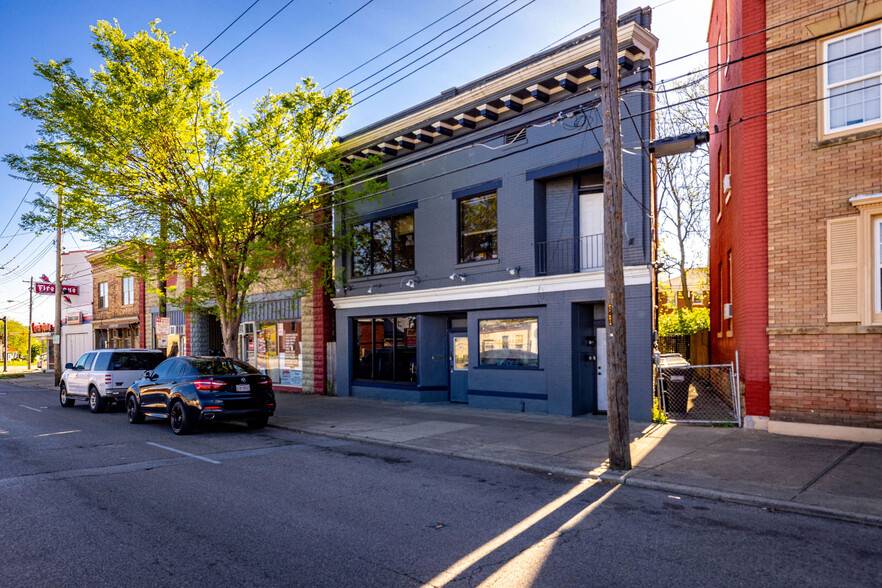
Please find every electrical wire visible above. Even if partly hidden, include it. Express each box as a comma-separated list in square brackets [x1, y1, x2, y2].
[200, 0, 263, 54]
[0, 183, 33, 252]
[227, 0, 376, 103]
[347, 0, 504, 91]
[352, 0, 541, 107]
[212, 0, 296, 67]
[324, 0, 481, 89]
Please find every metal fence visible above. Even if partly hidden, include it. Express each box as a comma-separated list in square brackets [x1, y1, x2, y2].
[536, 234, 604, 275]
[657, 363, 741, 424]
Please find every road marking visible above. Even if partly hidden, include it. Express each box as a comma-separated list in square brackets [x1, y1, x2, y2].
[20, 405, 42, 412]
[146, 442, 221, 464]
[35, 430, 79, 437]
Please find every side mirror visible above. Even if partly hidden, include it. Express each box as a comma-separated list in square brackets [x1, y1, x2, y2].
[144, 371, 156, 381]
[65, 362, 74, 370]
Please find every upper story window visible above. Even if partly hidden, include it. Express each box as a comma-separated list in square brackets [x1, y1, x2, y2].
[98, 282, 108, 309]
[824, 25, 881, 134]
[351, 211, 414, 277]
[875, 216, 882, 316]
[458, 192, 497, 263]
[122, 276, 134, 306]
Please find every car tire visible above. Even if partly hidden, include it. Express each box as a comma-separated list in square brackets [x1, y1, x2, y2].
[170, 400, 194, 435]
[126, 395, 144, 424]
[88, 386, 106, 414]
[246, 414, 269, 430]
[59, 384, 75, 408]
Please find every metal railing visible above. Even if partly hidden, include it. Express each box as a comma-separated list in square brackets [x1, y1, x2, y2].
[536, 234, 604, 275]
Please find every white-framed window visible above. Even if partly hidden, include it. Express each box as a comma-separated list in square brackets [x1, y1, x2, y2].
[823, 25, 882, 134]
[122, 276, 134, 306]
[98, 282, 108, 309]
[873, 216, 882, 314]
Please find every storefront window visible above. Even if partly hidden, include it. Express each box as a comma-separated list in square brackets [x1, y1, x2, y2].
[255, 320, 302, 386]
[353, 316, 417, 383]
[478, 318, 538, 367]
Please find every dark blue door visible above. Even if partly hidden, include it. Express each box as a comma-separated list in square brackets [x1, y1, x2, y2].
[449, 332, 468, 403]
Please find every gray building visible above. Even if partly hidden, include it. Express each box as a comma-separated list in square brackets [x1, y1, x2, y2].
[332, 8, 658, 420]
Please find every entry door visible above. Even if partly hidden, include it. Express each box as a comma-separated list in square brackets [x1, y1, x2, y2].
[579, 190, 603, 270]
[596, 327, 608, 412]
[448, 332, 468, 403]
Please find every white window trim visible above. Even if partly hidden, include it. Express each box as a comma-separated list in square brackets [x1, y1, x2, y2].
[822, 24, 882, 135]
[870, 216, 882, 314]
[98, 282, 108, 309]
[122, 276, 134, 306]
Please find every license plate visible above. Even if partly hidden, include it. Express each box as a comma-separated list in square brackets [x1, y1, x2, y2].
[236, 384, 250, 392]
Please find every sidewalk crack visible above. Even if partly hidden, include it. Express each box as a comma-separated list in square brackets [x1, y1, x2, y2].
[790, 442, 862, 501]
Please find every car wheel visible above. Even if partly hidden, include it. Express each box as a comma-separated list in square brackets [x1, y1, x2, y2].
[126, 395, 144, 424]
[88, 387, 106, 414]
[169, 400, 194, 435]
[246, 414, 269, 430]
[59, 384, 75, 408]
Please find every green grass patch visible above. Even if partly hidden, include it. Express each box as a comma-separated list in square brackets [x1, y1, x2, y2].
[0, 373, 25, 379]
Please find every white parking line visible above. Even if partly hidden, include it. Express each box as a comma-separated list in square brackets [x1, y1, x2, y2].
[35, 430, 79, 437]
[20, 405, 42, 412]
[146, 442, 221, 464]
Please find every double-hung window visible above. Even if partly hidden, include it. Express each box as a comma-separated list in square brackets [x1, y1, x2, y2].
[823, 25, 881, 134]
[458, 192, 497, 263]
[122, 276, 134, 306]
[875, 216, 882, 315]
[98, 282, 108, 309]
[351, 212, 414, 277]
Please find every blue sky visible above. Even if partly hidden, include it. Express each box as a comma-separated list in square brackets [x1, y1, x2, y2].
[0, 0, 709, 323]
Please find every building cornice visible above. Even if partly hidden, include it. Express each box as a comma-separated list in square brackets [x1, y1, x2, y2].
[332, 266, 652, 310]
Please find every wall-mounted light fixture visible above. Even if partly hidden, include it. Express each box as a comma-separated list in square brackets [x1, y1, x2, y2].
[449, 272, 467, 282]
[335, 284, 352, 295]
[404, 278, 419, 288]
[505, 266, 520, 277]
[367, 284, 382, 294]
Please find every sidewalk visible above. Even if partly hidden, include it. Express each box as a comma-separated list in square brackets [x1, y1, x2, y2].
[16, 372, 882, 525]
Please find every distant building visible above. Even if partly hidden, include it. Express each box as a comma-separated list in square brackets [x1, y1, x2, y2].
[659, 269, 709, 311]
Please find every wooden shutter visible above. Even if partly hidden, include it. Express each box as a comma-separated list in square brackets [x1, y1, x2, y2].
[827, 217, 860, 322]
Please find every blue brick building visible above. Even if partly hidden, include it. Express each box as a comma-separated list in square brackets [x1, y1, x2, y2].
[332, 8, 658, 420]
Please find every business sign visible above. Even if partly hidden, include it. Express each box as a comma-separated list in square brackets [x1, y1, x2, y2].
[35, 282, 79, 296]
[66, 312, 82, 325]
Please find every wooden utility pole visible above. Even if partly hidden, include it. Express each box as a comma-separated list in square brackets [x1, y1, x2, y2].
[600, 0, 632, 470]
[27, 277, 33, 371]
[54, 193, 63, 387]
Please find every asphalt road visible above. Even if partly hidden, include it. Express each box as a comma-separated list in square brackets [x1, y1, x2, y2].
[1, 380, 881, 587]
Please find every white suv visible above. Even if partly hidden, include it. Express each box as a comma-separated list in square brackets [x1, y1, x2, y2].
[60, 349, 166, 413]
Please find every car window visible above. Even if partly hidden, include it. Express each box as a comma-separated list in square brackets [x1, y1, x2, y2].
[109, 352, 164, 371]
[73, 353, 91, 369]
[82, 353, 97, 370]
[188, 358, 260, 375]
[151, 360, 174, 380]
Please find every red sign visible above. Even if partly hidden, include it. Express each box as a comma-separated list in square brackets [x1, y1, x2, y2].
[31, 323, 55, 333]
[34, 282, 79, 296]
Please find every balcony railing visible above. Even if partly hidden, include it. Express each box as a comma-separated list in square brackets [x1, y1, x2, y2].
[535, 234, 604, 276]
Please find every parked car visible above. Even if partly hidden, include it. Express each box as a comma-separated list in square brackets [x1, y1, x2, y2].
[60, 349, 166, 413]
[125, 356, 275, 435]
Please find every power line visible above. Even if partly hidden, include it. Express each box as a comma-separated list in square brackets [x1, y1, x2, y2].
[212, 0, 296, 67]
[227, 0, 376, 103]
[200, 0, 263, 54]
[352, 0, 541, 107]
[347, 0, 504, 91]
[325, 0, 481, 89]
[0, 183, 33, 253]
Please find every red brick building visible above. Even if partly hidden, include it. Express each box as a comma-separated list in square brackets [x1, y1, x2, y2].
[709, 0, 882, 441]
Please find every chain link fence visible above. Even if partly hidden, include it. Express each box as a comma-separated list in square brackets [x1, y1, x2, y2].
[657, 363, 741, 424]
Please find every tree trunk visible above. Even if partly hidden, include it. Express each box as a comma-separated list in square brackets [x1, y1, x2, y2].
[600, 0, 631, 471]
[221, 314, 240, 360]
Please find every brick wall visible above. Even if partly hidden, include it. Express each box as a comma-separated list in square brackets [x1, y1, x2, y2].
[765, 0, 882, 428]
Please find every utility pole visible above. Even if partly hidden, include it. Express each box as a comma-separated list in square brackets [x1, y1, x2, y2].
[54, 193, 63, 387]
[2, 316, 6, 373]
[24, 277, 33, 371]
[600, 0, 632, 470]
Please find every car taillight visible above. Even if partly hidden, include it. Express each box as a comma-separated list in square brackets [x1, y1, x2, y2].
[194, 379, 227, 391]
[259, 376, 273, 388]
[105, 374, 112, 384]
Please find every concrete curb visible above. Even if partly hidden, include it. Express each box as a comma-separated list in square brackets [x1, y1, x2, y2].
[269, 421, 882, 528]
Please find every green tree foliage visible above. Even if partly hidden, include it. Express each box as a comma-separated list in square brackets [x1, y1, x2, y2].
[5, 20, 382, 358]
[2, 318, 39, 360]
[658, 306, 710, 336]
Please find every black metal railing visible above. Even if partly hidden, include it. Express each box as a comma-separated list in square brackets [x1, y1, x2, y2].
[535, 234, 604, 276]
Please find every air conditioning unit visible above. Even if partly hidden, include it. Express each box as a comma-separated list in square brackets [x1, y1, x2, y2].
[169, 324, 184, 335]
[723, 303, 733, 319]
[723, 173, 732, 193]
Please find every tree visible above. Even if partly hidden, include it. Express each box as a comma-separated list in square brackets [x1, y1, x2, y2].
[655, 72, 709, 310]
[5, 20, 378, 358]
